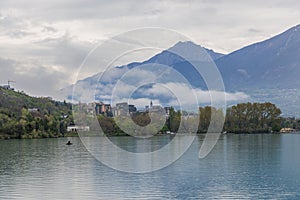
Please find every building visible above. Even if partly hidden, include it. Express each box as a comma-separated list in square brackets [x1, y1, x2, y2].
[95, 102, 112, 115]
[1, 80, 15, 90]
[164, 107, 171, 116]
[107, 102, 140, 116]
[280, 128, 299, 133]
[113, 102, 129, 116]
[86, 102, 96, 114]
[150, 105, 163, 112]
[128, 104, 137, 113]
[67, 125, 90, 132]
[0, 85, 14, 90]
[28, 108, 39, 113]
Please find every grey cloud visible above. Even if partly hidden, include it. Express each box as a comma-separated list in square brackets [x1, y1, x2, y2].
[0, 57, 67, 97]
[0, 0, 300, 97]
[0, 14, 24, 29]
[34, 33, 92, 69]
[42, 26, 58, 33]
[0, 32, 93, 96]
[9, 30, 33, 38]
[15, 66, 67, 97]
[0, 58, 18, 83]
[0, 14, 30, 39]
[0, 0, 165, 21]
[248, 28, 261, 33]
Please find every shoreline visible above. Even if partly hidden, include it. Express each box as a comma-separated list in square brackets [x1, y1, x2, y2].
[1, 131, 298, 140]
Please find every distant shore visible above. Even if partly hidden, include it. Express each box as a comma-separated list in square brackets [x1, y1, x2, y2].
[1, 131, 296, 140]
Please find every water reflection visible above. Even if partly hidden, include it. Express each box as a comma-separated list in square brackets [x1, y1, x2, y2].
[1, 134, 300, 199]
[108, 135, 174, 153]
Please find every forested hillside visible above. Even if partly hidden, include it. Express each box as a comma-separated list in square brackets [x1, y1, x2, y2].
[0, 87, 73, 139]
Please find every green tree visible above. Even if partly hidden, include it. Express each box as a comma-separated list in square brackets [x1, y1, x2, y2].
[168, 107, 181, 133]
[224, 102, 282, 133]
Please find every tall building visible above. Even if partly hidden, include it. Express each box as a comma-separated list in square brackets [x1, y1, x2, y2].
[164, 107, 171, 116]
[95, 102, 111, 115]
[114, 102, 129, 116]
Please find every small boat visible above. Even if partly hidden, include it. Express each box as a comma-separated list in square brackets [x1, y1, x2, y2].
[66, 141, 73, 145]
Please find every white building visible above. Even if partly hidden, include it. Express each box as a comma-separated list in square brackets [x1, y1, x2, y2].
[67, 125, 90, 132]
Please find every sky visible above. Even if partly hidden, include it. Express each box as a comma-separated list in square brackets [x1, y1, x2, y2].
[0, 0, 300, 97]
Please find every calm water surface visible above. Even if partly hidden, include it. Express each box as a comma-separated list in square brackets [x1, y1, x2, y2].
[1, 134, 300, 199]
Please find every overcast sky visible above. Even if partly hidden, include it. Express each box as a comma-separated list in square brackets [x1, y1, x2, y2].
[0, 0, 300, 97]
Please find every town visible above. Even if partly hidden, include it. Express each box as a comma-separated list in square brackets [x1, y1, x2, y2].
[69, 100, 182, 135]
[80, 100, 171, 117]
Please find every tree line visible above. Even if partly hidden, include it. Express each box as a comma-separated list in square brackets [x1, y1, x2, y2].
[0, 86, 294, 139]
[96, 102, 283, 135]
[97, 107, 181, 136]
[224, 102, 282, 133]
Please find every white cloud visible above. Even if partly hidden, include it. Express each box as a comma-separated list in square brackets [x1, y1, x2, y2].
[156, 82, 249, 106]
[93, 81, 249, 109]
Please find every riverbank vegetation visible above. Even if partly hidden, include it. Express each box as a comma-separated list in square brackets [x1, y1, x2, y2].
[1, 87, 299, 139]
[95, 102, 283, 135]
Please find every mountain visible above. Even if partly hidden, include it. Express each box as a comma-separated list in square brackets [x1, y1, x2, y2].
[146, 41, 224, 65]
[216, 24, 300, 116]
[217, 24, 300, 91]
[58, 41, 227, 104]
[58, 25, 300, 115]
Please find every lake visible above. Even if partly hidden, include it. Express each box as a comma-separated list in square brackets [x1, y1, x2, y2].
[1, 134, 300, 199]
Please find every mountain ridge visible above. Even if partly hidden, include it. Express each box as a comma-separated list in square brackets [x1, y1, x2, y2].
[58, 24, 300, 116]
[216, 24, 300, 91]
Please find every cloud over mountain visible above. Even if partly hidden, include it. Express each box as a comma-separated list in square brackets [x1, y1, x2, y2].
[58, 25, 300, 115]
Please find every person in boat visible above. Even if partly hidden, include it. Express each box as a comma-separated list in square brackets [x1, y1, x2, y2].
[66, 141, 72, 145]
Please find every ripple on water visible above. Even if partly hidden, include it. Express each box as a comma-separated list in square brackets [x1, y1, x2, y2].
[1, 135, 300, 199]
